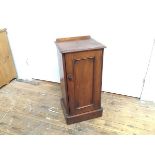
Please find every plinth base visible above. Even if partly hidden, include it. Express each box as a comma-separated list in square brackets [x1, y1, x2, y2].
[61, 99, 103, 124]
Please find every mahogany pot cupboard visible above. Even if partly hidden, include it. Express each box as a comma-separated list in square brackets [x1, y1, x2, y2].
[55, 36, 106, 124]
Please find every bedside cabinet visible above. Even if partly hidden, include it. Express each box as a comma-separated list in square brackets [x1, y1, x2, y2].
[55, 36, 106, 124]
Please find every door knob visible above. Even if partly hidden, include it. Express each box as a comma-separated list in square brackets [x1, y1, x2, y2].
[67, 74, 73, 81]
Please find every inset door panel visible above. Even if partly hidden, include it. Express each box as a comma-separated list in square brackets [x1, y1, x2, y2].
[65, 50, 103, 115]
[74, 56, 95, 109]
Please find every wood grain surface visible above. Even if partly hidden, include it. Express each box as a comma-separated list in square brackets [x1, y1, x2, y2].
[0, 29, 16, 87]
[0, 80, 155, 135]
[55, 35, 106, 53]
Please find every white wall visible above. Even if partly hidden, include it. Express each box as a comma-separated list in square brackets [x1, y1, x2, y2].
[1, 0, 155, 98]
[141, 40, 155, 102]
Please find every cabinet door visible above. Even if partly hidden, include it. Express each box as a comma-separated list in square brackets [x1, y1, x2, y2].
[65, 50, 103, 115]
[0, 31, 16, 87]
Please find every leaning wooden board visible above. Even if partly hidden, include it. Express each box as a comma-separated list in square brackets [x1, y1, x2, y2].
[0, 28, 17, 87]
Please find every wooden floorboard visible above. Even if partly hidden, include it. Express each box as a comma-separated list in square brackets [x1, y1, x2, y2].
[0, 79, 155, 135]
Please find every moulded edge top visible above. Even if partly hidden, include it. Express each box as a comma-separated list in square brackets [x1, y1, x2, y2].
[55, 35, 106, 53]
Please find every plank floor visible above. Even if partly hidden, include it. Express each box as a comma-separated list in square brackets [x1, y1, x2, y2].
[0, 80, 155, 135]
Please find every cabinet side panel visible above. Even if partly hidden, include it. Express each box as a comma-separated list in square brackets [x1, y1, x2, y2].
[93, 50, 103, 108]
[57, 51, 69, 114]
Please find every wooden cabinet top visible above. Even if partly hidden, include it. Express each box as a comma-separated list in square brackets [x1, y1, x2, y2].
[55, 35, 106, 53]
